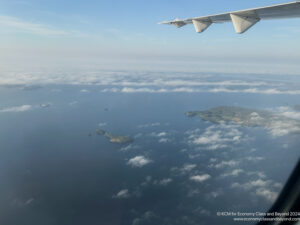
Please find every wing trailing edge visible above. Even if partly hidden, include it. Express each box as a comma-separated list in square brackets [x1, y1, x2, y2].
[159, 1, 300, 34]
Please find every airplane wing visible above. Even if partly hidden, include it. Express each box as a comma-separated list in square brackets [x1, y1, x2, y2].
[159, 1, 300, 34]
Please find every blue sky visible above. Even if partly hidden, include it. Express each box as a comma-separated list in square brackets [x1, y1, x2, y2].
[0, 0, 300, 71]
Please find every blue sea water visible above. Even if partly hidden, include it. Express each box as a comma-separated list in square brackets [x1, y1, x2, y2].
[0, 73, 299, 225]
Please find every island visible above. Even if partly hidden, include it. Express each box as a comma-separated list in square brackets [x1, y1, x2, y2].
[185, 106, 300, 134]
[96, 129, 133, 144]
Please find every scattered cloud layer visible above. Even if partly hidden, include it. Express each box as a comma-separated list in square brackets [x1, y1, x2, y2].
[1, 69, 299, 97]
[80, 89, 90, 93]
[156, 178, 173, 186]
[190, 174, 211, 183]
[127, 156, 152, 167]
[112, 189, 130, 199]
[231, 178, 281, 203]
[0, 104, 32, 113]
[187, 124, 245, 150]
[214, 160, 240, 169]
[276, 106, 300, 120]
[101, 87, 300, 95]
[221, 169, 244, 177]
[138, 122, 160, 128]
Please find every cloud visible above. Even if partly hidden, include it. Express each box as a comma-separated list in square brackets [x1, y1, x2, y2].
[190, 174, 211, 183]
[120, 144, 139, 152]
[268, 119, 300, 136]
[11, 197, 35, 207]
[80, 89, 89, 93]
[255, 188, 278, 203]
[231, 178, 281, 203]
[214, 160, 240, 169]
[276, 106, 300, 120]
[187, 124, 245, 150]
[247, 171, 266, 179]
[0, 104, 32, 113]
[156, 132, 167, 137]
[157, 178, 172, 186]
[127, 156, 152, 167]
[101, 87, 300, 95]
[209, 88, 300, 95]
[69, 101, 78, 106]
[221, 169, 244, 177]
[0, 15, 86, 37]
[171, 164, 198, 176]
[138, 122, 160, 128]
[0, 68, 297, 98]
[150, 131, 172, 143]
[108, 79, 268, 88]
[158, 138, 171, 143]
[112, 189, 130, 199]
[150, 131, 167, 137]
[141, 176, 153, 186]
[182, 164, 197, 173]
[245, 156, 265, 162]
[132, 211, 159, 225]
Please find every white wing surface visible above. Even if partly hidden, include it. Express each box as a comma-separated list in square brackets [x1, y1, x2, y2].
[159, 1, 300, 34]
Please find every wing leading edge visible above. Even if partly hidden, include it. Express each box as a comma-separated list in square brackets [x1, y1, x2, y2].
[159, 1, 300, 34]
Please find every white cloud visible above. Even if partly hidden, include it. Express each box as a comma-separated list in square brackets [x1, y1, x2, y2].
[255, 188, 278, 203]
[276, 106, 300, 120]
[157, 132, 167, 137]
[150, 131, 172, 143]
[215, 160, 240, 169]
[11, 197, 35, 207]
[268, 119, 300, 136]
[247, 171, 266, 179]
[0, 104, 32, 113]
[182, 164, 197, 172]
[127, 156, 152, 167]
[69, 101, 78, 106]
[120, 144, 139, 152]
[245, 156, 265, 162]
[112, 189, 130, 199]
[158, 178, 172, 186]
[132, 211, 158, 225]
[209, 88, 300, 95]
[138, 122, 160, 128]
[158, 138, 170, 143]
[231, 178, 280, 203]
[80, 89, 89, 93]
[190, 174, 211, 183]
[221, 169, 244, 177]
[187, 124, 245, 151]
[100, 86, 300, 95]
[0, 68, 297, 98]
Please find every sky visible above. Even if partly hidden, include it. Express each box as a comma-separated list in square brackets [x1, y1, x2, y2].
[0, 0, 300, 72]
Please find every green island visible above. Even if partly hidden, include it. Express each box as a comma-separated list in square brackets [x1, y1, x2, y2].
[185, 106, 300, 134]
[96, 129, 133, 144]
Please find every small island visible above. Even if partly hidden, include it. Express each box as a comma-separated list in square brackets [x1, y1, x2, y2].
[96, 129, 133, 144]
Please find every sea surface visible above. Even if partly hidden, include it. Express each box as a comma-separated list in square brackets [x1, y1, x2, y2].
[0, 72, 300, 225]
